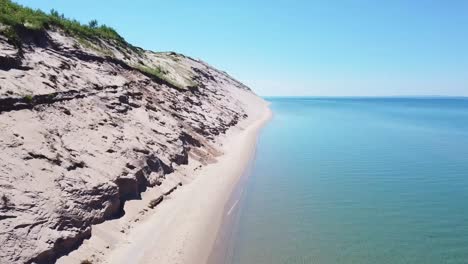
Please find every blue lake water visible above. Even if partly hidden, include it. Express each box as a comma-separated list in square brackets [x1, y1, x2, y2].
[230, 97, 468, 264]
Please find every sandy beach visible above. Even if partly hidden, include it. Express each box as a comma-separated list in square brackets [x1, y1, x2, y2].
[56, 91, 271, 264]
[3, 1, 466, 263]
[0, 16, 272, 262]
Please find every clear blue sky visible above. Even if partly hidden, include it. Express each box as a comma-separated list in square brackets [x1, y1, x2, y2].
[15, 0, 468, 96]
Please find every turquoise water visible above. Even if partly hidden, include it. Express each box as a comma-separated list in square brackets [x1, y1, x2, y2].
[230, 97, 468, 264]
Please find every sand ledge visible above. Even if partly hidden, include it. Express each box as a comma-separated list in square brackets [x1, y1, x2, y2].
[57, 93, 272, 264]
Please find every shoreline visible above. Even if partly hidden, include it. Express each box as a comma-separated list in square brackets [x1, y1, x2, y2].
[206, 141, 258, 264]
[203, 102, 272, 264]
[57, 94, 272, 264]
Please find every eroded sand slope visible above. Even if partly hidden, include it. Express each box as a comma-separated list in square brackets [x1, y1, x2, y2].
[0, 28, 262, 264]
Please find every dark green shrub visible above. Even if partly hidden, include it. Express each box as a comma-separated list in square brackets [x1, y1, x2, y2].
[88, 19, 98, 29]
[0, 0, 126, 44]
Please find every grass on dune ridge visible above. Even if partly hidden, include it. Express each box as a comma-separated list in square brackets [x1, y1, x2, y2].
[0, 0, 196, 91]
[0, 0, 126, 46]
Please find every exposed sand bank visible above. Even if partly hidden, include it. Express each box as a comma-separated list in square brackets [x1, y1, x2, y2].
[1, 26, 266, 263]
[57, 91, 271, 264]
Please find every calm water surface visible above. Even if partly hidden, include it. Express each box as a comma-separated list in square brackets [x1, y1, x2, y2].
[230, 97, 468, 264]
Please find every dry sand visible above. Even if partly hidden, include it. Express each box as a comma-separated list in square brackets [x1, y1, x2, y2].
[1, 24, 269, 263]
[57, 92, 271, 264]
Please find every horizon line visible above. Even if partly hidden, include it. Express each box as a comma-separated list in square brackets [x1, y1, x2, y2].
[260, 95, 468, 99]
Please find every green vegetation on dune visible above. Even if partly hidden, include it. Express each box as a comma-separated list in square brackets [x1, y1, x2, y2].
[136, 65, 187, 90]
[0, 0, 200, 92]
[137, 65, 169, 80]
[22, 94, 33, 103]
[135, 64, 198, 91]
[0, 0, 125, 45]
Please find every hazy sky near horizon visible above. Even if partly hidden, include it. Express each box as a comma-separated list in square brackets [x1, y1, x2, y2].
[15, 0, 468, 96]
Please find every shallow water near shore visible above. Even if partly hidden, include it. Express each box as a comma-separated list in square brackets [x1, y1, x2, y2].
[229, 97, 468, 264]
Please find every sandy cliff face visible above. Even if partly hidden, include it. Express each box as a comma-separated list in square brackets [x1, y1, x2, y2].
[0, 28, 257, 264]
